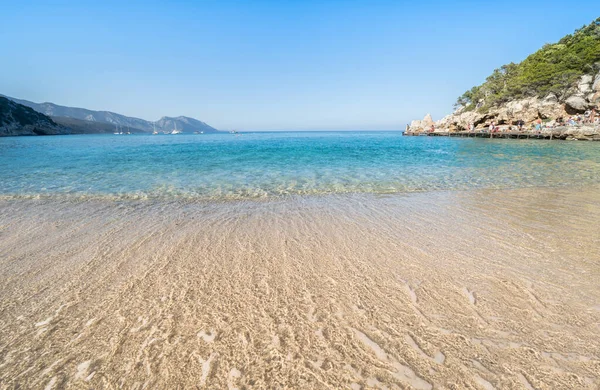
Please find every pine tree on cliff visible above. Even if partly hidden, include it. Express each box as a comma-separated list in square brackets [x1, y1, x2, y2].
[456, 17, 600, 112]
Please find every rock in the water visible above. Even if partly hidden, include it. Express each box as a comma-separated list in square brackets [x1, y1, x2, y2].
[408, 120, 422, 131]
[409, 114, 435, 131]
[565, 96, 588, 113]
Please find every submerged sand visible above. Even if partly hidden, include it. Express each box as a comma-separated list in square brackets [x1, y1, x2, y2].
[0, 187, 599, 389]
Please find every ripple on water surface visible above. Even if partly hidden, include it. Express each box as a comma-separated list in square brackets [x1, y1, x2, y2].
[1, 132, 599, 200]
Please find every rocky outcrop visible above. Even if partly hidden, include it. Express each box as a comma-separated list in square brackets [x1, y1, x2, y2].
[0, 97, 68, 136]
[578, 75, 593, 94]
[409, 73, 599, 133]
[592, 72, 600, 92]
[409, 113, 434, 130]
[563, 125, 600, 140]
[565, 96, 588, 113]
[424, 96, 570, 132]
[405, 125, 600, 141]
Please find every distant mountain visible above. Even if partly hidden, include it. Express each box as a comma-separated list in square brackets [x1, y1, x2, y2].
[51, 116, 146, 134]
[0, 94, 220, 134]
[0, 97, 68, 136]
[155, 116, 217, 133]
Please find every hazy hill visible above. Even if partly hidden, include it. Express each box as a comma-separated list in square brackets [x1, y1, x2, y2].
[0, 97, 68, 136]
[0, 94, 220, 134]
[51, 116, 146, 134]
[155, 116, 216, 133]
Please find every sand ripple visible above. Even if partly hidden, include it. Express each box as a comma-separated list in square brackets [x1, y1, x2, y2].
[0, 187, 599, 388]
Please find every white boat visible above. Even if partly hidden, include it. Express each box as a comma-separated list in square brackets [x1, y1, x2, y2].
[171, 122, 182, 134]
[152, 122, 158, 135]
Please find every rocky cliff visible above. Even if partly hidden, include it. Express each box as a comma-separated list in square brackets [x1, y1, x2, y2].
[409, 17, 600, 132]
[0, 97, 68, 136]
[425, 72, 600, 132]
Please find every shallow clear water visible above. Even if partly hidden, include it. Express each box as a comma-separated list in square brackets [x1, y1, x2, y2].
[1, 132, 599, 199]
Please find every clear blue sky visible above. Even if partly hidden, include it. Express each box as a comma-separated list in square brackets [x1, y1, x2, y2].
[0, 1, 596, 130]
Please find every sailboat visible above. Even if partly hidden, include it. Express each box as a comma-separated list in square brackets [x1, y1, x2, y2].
[171, 122, 182, 134]
[152, 122, 158, 135]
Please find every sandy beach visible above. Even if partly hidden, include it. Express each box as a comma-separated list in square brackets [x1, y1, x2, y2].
[0, 187, 599, 389]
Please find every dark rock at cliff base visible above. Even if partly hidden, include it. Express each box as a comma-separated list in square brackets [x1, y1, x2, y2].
[565, 96, 588, 114]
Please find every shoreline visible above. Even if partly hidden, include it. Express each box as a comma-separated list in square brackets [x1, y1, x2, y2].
[2, 181, 600, 204]
[1, 187, 599, 388]
[404, 124, 600, 141]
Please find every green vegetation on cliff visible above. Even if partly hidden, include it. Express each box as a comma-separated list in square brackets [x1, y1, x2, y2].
[0, 97, 56, 128]
[0, 97, 67, 136]
[457, 17, 600, 112]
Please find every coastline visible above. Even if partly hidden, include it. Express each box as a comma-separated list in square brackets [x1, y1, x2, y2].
[407, 68, 600, 140]
[1, 187, 599, 389]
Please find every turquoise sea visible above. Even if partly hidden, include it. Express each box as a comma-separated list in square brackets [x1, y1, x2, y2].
[1, 132, 599, 200]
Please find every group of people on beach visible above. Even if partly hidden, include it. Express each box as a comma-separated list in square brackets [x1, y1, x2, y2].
[409, 107, 599, 134]
[481, 107, 599, 133]
[544, 109, 599, 128]
[574, 108, 598, 125]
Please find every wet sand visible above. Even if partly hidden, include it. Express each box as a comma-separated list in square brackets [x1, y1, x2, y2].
[0, 187, 599, 389]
